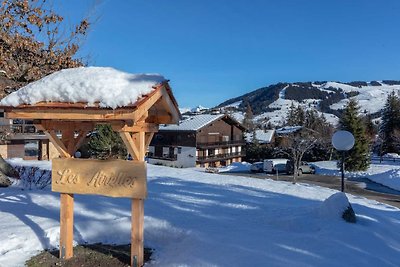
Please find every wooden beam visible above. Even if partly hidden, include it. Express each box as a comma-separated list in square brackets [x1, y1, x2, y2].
[131, 199, 144, 267]
[59, 193, 74, 259]
[133, 132, 146, 160]
[160, 87, 181, 124]
[6, 109, 138, 121]
[131, 130, 145, 267]
[132, 88, 163, 123]
[145, 132, 155, 149]
[119, 132, 140, 160]
[62, 129, 75, 156]
[72, 130, 90, 155]
[39, 120, 94, 132]
[112, 122, 158, 133]
[42, 129, 70, 158]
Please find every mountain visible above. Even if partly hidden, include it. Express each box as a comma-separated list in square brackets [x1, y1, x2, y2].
[216, 80, 400, 126]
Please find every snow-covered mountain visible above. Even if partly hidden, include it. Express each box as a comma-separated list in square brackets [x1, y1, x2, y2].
[216, 81, 400, 126]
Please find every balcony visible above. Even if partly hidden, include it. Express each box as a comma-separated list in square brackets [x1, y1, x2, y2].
[0, 124, 36, 133]
[147, 155, 178, 161]
[197, 151, 245, 162]
[197, 139, 245, 149]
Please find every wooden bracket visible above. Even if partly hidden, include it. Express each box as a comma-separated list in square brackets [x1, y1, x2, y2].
[119, 132, 140, 160]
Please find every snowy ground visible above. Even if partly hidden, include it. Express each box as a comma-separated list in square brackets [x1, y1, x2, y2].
[313, 159, 400, 192]
[1, 161, 400, 266]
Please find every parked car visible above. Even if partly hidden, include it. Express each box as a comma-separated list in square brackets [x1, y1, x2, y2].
[286, 161, 315, 175]
[383, 153, 400, 159]
[263, 159, 289, 173]
[250, 162, 264, 173]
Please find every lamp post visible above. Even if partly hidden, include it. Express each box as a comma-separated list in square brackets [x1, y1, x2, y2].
[332, 130, 355, 192]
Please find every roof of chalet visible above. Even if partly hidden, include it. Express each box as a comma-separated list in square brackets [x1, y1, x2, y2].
[245, 129, 275, 143]
[275, 126, 302, 135]
[160, 113, 245, 131]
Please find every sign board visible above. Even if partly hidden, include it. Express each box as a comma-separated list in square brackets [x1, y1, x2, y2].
[52, 158, 147, 198]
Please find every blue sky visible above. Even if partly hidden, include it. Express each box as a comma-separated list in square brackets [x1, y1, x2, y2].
[57, 0, 400, 108]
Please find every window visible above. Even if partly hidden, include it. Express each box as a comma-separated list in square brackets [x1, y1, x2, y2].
[25, 141, 39, 157]
[178, 147, 182, 154]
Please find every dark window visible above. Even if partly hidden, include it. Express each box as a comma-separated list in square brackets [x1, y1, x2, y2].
[178, 147, 182, 154]
[169, 147, 175, 158]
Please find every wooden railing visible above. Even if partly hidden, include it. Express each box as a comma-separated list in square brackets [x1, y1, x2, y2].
[197, 139, 245, 148]
[0, 124, 38, 134]
[197, 151, 245, 162]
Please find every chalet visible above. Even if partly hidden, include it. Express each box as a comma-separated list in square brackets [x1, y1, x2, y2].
[148, 114, 246, 168]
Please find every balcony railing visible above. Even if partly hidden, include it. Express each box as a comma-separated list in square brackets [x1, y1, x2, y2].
[0, 124, 38, 134]
[197, 139, 245, 148]
[197, 151, 245, 162]
[147, 155, 178, 161]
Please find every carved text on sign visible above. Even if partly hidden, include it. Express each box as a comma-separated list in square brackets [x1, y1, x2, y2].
[52, 158, 147, 198]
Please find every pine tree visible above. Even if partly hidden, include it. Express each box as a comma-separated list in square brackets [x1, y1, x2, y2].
[88, 125, 127, 159]
[380, 91, 400, 154]
[286, 102, 297, 125]
[339, 99, 370, 171]
[243, 103, 254, 132]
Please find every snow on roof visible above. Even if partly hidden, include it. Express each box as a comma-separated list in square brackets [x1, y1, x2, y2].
[276, 126, 302, 135]
[0, 67, 166, 109]
[160, 114, 225, 131]
[245, 129, 275, 143]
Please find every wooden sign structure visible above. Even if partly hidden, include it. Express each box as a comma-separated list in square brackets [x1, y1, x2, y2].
[1, 82, 180, 267]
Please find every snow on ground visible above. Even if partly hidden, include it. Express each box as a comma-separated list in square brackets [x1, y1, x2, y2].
[0, 67, 165, 109]
[1, 161, 400, 266]
[313, 160, 400, 191]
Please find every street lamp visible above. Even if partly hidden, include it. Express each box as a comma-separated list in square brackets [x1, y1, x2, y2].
[332, 130, 355, 192]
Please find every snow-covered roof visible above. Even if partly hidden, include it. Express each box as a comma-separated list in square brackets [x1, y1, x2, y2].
[0, 67, 166, 109]
[160, 114, 226, 131]
[245, 129, 275, 143]
[276, 126, 302, 135]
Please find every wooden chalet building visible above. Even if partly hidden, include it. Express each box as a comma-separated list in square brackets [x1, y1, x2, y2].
[148, 114, 246, 168]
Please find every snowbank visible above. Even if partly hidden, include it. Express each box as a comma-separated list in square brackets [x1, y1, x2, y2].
[0, 67, 165, 109]
[313, 160, 400, 192]
[217, 161, 251, 173]
[317, 192, 351, 220]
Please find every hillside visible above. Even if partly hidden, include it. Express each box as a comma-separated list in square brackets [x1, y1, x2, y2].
[216, 80, 400, 126]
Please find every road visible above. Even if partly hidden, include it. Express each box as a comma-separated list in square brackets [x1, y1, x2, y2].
[221, 172, 400, 208]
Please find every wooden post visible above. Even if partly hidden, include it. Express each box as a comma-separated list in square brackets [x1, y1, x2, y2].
[131, 131, 145, 267]
[58, 129, 75, 259]
[60, 193, 74, 259]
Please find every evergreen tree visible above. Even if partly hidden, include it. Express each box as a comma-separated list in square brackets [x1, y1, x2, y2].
[339, 99, 370, 171]
[286, 102, 297, 125]
[243, 103, 254, 132]
[380, 91, 400, 154]
[88, 125, 127, 159]
[364, 113, 377, 143]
